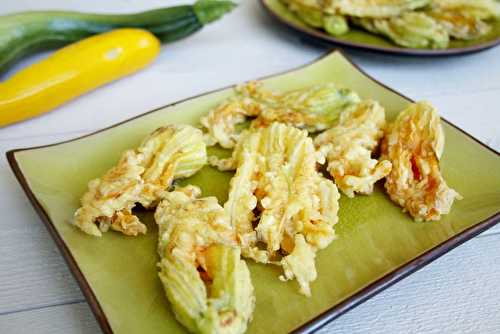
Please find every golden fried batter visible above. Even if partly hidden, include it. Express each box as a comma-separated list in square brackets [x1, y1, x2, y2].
[155, 186, 255, 334]
[284, 0, 350, 35]
[222, 123, 340, 296]
[427, 9, 491, 40]
[73, 125, 207, 237]
[433, 0, 500, 20]
[381, 101, 461, 221]
[201, 81, 360, 149]
[323, 0, 431, 18]
[352, 12, 450, 49]
[282, 0, 498, 49]
[283, 0, 324, 27]
[315, 100, 392, 198]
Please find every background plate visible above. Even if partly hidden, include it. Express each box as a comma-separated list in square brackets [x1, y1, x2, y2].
[7, 51, 500, 334]
[261, 0, 500, 56]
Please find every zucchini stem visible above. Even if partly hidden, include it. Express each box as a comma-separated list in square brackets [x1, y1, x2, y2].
[194, 0, 237, 25]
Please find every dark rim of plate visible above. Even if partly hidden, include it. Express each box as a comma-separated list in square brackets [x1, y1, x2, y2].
[259, 0, 500, 56]
[6, 50, 500, 334]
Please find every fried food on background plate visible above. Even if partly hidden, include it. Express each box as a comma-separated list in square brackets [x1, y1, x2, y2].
[220, 123, 340, 296]
[314, 100, 392, 198]
[321, 14, 350, 35]
[432, 0, 500, 20]
[282, 0, 324, 27]
[381, 101, 461, 221]
[351, 12, 450, 49]
[201, 81, 360, 149]
[280, 0, 500, 49]
[322, 0, 431, 18]
[155, 186, 255, 334]
[283, 0, 350, 35]
[73, 125, 207, 236]
[426, 8, 492, 40]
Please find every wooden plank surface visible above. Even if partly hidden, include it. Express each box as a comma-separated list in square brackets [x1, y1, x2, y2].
[0, 0, 499, 333]
[1, 232, 499, 333]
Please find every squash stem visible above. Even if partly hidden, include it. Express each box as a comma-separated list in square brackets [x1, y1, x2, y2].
[194, 0, 237, 25]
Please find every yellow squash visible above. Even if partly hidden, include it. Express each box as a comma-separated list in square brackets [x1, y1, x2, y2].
[0, 28, 160, 127]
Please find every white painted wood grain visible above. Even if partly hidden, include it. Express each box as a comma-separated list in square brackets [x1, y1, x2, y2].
[0, 302, 99, 334]
[0, 135, 89, 314]
[319, 233, 500, 334]
[0, 0, 499, 333]
[1, 232, 499, 334]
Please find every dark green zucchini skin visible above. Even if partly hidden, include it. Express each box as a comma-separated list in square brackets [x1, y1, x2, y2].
[0, 0, 235, 74]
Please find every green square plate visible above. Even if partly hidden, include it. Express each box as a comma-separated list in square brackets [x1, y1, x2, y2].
[261, 0, 500, 56]
[7, 51, 500, 334]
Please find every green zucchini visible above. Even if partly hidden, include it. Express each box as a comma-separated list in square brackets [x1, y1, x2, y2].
[0, 0, 235, 74]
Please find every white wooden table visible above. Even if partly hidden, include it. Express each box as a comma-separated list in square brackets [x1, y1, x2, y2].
[1, 1, 499, 333]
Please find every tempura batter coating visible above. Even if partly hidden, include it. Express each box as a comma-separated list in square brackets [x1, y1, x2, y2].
[223, 123, 340, 296]
[352, 12, 450, 49]
[284, 0, 350, 35]
[381, 101, 461, 221]
[433, 0, 500, 20]
[73, 125, 207, 237]
[155, 187, 255, 334]
[426, 9, 491, 40]
[315, 100, 392, 198]
[283, 0, 324, 27]
[323, 0, 431, 18]
[281, 0, 498, 49]
[201, 81, 360, 148]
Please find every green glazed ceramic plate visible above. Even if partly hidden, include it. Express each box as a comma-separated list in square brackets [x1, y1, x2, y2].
[261, 0, 500, 56]
[7, 51, 500, 334]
